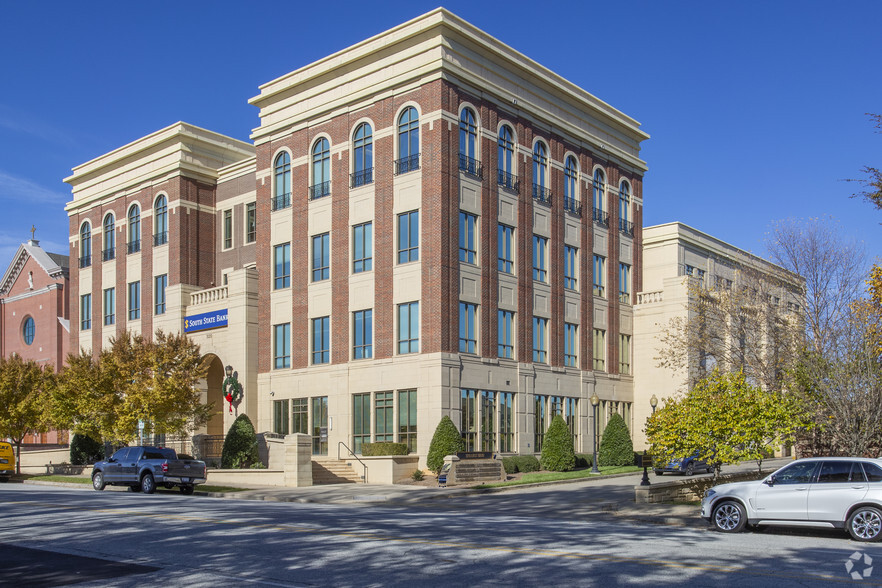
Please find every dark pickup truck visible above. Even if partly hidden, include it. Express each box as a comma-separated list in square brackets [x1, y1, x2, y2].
[91, 446, 207, 495]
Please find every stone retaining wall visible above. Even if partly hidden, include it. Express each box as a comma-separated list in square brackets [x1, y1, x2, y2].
[635, 468, 776, 503]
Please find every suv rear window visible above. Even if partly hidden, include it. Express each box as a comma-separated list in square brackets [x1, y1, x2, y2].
[862, 462, 882, 483]
[818, 461, 856, 483]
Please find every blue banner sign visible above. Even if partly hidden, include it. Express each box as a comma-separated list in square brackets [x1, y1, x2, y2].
[184, 309, 228, 333]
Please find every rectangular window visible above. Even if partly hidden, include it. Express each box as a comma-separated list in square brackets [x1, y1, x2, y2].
[274, 243, 291, 289]
[312, 233, 330, 282]
[564, 246, 578, 290]
[620, 334, 631, 375]
[532, 235, 547, 282]
[312, 396, 328, 455]
[535, 394, 547, 452]
[312, 316, 330, 364]
[499, 391, 514, 452]
[398, 301, 419, 354]
[353, 309, 373, 359]
[353, 222, 373, 273]
[245, 202, 257, 243]
[398, 389, 417, 453]
[565, 398, 578, 442]
[481, 390, 496, 451]
[498, 310, 514, 359]
[565, 323, 578, 367]
[397, 210, 419, 263]
[353, 393, 371, 453]
[128, 281, 140, 321]
[80, 294, 92, 330]
[273, 323, 290, 369]
[223, 209, 232, 249]
[459, 302, 477, 354]
[461, 389, 477, 451]
[593, 255, 605, 297]
[459, 212, 477, 264]
[292, 398, 308, 434]
[533, 317, 548, 363]
[620, 263, 631, 304]
[103, 288, 115, 326]
[273, 399, 290, 435]
[375, 391, 393, 442]
[593, 328, 606, 371]
[154, 274, 167, 315]
[498, 224, 514, 273]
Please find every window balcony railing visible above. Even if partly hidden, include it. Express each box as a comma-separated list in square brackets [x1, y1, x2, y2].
[350, 168, 373, 188]
[497, 169, 520, 194]
[394, 153, 420, 175]
[102, 247, 115, 261]
[127, 240, 140, 254]
[458, 153, 483, 180]
[593, 208, 609, 228]
[271, 192, 291, 211]
[564, 197, 582, 217]
[619, 218, 634, 237]
[153, 231, 168, 247]
[532, 183, 552, 206]
[619, 291, 631, 304]
[309, 181, 331, 200]
[78, 255, 91, 269]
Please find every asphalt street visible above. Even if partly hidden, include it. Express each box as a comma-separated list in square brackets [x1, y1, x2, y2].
[1, 482, 879, 587]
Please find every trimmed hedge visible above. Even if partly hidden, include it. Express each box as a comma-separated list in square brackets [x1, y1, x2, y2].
[575, 453, 594, 469]
[502, 456, 519, 474]
[362, 442, 409, 456]
[540, 414, 576, 472]
[426, 416, 466, 473]
[70, 434, 104, 465]
[598, 413, 634, 467]
[221, 414, 260, 469]
[513, 455, 540, 473]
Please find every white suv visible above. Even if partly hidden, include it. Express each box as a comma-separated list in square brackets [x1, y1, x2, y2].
[701, 457, 882, 542]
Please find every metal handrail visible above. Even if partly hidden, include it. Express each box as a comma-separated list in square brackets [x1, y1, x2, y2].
[337, 441, 368, 483]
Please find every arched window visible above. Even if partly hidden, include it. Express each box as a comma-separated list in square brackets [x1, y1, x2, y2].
[154, 195, 168, 246]
[459, 107, 478, 166]
[352, 123, 373, 187]
[619, 181, 630, 223]
[22, 316, 35, 345]
[497, 125, 515, 191]
[273, 151, 291, 210]
[103, 213, 115, 261]
[396, 106, 420, 174]
[127, 204, 141, 254]
[564, 156, 579, 213]
[593, 169, 606, 212]
[310, 138, 330, 199]
[532, 142, 549, 203]
[79, 222, 91, 268]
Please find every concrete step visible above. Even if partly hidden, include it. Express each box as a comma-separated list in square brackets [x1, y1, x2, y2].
[312, 459, 363, 484]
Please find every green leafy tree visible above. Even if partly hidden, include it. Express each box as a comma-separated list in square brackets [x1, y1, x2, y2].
[0, 355, 54, 473]
[598, 413, 634, 467]
[69, 433, 104, 465]
[426, 415, 465, 473]
[646, 369, 808, 477]
[221, 414, 259, 469]
[540, 414, 576, 472]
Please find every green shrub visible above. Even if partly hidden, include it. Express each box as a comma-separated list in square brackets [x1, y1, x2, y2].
[502, 456, 519, 474]
[426, 416, 465, 473]
[575, 453, 594, 469]
[362, 442, 409, 456]
[514, 455, 541, 473]
[598, 413, 634, 467]
[540, 415, 576, 472]
[411, 469, 424, 481]
[70, 434, 104, 465]
[221, 414, 260, 469]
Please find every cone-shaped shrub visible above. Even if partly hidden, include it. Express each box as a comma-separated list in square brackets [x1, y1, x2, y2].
[540, 414, 576, 472]
[426, 415, 465, 473]
[598, 413, 634, 467]
[70, 433, 104, 465]
[221, 414, 260, 469]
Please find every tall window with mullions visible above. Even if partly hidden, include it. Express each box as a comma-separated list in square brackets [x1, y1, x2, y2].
[481, 390, 496, 451]
[499, 392, 514, 452]
[352, 123, 373, 187]
[375, 391, 393, 442]
[273, 399, 290, 435]
[292, 398, 308, 434]
[352, 393, 370, 453]
[397, 107, 419, 172]
[398, 389, 417, 453]
[534, 394, 547, 452]
[461, 389, 478, 451]
[498, 125, 514, 180]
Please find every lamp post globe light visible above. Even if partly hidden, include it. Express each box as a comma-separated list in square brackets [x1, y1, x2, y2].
[590, 393, 600, 474]
[650, 394, 658, 414]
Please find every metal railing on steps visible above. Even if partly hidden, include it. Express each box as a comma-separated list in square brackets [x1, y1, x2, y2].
[337, 441, 367, 483]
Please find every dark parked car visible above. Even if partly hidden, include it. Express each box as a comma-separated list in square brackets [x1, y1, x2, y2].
[91, 446, 207, 495]
[655, 452, 713, 476]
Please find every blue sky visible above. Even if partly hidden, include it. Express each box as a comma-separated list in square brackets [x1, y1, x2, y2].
[0, 1, 879, 274]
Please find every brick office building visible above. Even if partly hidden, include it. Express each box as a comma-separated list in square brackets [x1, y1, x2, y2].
[65, 9, 648, 466]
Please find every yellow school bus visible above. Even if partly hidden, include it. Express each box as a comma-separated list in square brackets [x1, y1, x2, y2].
[0, 442, 15, 479]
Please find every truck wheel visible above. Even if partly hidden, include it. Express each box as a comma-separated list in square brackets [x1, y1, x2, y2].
[140, 473, 155, 494]
[685, 463, 695, 476]
[92, 472, 105, 491]
[180, 485, 195, 495]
